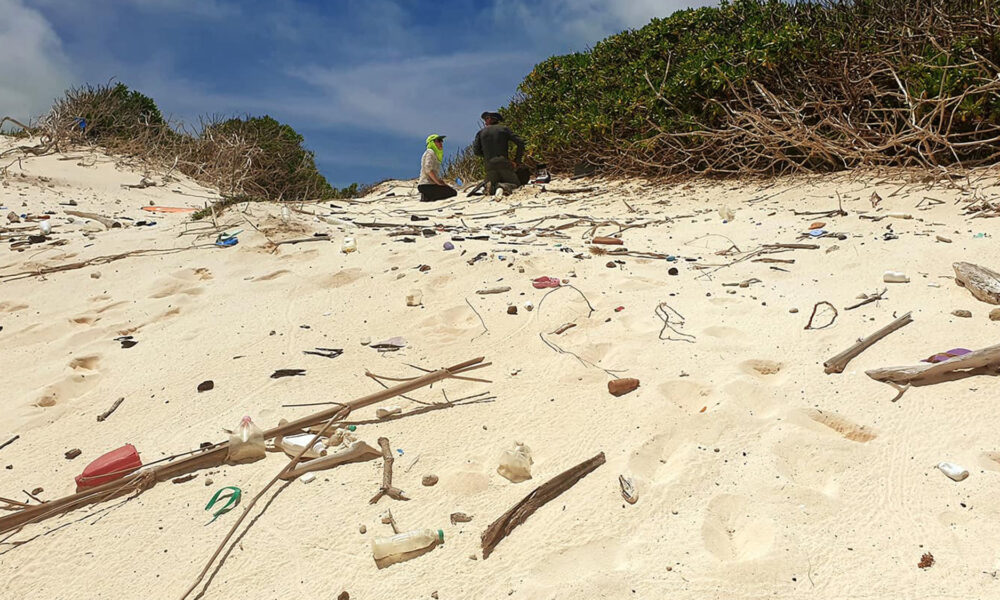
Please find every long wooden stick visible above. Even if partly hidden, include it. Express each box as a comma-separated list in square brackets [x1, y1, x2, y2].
[65, 210, 121, 229]
[824, 312, 912, 374]
[0, 357, 488, 536]
[96, 397, 124, 422]
[866, 342, 1000, 384]
[481, 452, 605, 559]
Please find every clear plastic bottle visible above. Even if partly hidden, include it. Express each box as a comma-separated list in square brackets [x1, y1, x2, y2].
[497, 442, 533, 482]
[279, 433, 326, 459]
[342, 237, 357, 253]
[883, 271, 909, 283]
[227, 415, 266, 463]
[371, 528, 444, 560]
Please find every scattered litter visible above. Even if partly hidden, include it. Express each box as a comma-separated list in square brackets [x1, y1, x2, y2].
[342, 237, 358, 253]
[883, 271, 909, 283]
[936, 235, 952, 243]
[271, 369, 306, 378]
[226, 416, 265, 464]
[937, 462, 969, 482]
[205, 486, 242, 523]
[591, 236, 623, 245]
[443, 241, 454, 250]
[524, 301, 534, 312]
[608, 378, 640, 397]
[532, 276, 561, 289]
[923, 348, 971, 363]
[477, 286, 511, 295]
[303, 347, 343, 359]
[619, 474, 638, 504]
[406, 290, 423, 307]
[142, 206, 196, 213]
[96, 397, 125, 421]
[497, 442, 533, 483]
[371, 337, 406, 352]
[372, 528, 443, 562]
[300, 472, 316, 484]
[115, 335, 138, 349]
[75, 444, 142, 490]
[65, 448, 82, 460]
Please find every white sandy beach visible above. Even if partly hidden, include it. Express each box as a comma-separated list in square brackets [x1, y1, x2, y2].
[3, 139, 1000, 599]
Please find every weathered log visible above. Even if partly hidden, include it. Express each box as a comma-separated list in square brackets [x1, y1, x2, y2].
[824, 312, 912, 374]
[65, 210, 121, 229]
[481, 452, 605, 559]
[866, 342, 1000, 384]
[368, 437, 408, 503]
[953, 262, 1000, 305]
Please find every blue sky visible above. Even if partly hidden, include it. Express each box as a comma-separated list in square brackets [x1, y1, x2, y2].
[2, 0, 711, 186]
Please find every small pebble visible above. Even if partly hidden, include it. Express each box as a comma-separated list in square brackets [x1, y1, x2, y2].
[990, 308, 1000, 321]
[507, 305, 518, 315]
[422, 474, 439, 486]
[90, 271, 101, 279]
[197, 380, 214, 393]
[64, 448, 81, 460]
[205, 478, 214, 486]
[359, 524, 367, 534]
[789, 308, 799, 313]
[952, 309, 972, 318]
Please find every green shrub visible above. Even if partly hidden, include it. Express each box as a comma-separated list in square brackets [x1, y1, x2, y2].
[501, 0, 1000, 176]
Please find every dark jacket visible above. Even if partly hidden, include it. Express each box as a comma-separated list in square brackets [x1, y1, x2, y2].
[473, 124, 525, 163]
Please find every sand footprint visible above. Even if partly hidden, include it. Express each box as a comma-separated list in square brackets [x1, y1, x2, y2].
[741, 359, 783, 377]
[701, 494, 775, 561]
[0, 301, 29, 312]
[804, 408, 877, 443]
[315, 267, 363, 288]
[36, 355, 103, 407]
[656, 379, 715, 413]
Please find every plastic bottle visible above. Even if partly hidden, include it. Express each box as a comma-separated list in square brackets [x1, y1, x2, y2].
[227, 416, 266, 463]
[938, 462, 969, 482]
[883, 271, 909, 283]
[498, 442, 533, 482]
[342, 237, 357, 253]
[719, 206, 735, 221]
[38, 220, 52, 235]
[279, 433, 327, 459]
[371, 528, 444, 560]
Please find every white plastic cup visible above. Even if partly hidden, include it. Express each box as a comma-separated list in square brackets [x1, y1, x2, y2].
[38, 220, 52, 235]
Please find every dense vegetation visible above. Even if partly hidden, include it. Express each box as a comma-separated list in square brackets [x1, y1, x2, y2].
[15, 83, 359, 204]
[483, 0, 1000, 178]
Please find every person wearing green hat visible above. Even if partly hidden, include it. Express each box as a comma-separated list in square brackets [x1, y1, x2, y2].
[418, 134, 457, 202]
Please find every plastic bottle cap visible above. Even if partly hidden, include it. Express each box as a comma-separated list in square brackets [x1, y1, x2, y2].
[437, 529, 445, 543]
[347, 425, 357, 431]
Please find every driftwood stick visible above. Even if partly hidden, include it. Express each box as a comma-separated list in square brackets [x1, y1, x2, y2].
[804, 301, 838, 330]
[96, 397, 124, 422]
[369, 437, 409, 504]
[752, 258, 795, 264]
[823, 312, 913, 374]
[763, 243, 820, 250]
[0, 435, 19, 452]
[866, 342, 1000, 385]
[953, 262, 1000, 304]
[0, 356, 488, 536]
[481, 452, 605, 559]
[65, 210, 121, 229]
[844, 288, 887, 310]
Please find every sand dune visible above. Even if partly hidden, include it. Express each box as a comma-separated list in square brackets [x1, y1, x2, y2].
[2, 139, 1000, 598]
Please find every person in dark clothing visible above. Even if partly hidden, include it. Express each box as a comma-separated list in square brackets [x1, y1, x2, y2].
[417, 134, 458, 202]
[473, 111, 526, 194]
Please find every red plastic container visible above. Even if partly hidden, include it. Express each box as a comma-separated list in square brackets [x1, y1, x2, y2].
[75, 444, 142, 490]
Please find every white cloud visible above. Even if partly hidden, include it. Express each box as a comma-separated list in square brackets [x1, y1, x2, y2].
[0, 0, 71, 122]
[287, 51, 535, 139]
[491, 0, 715, 47]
